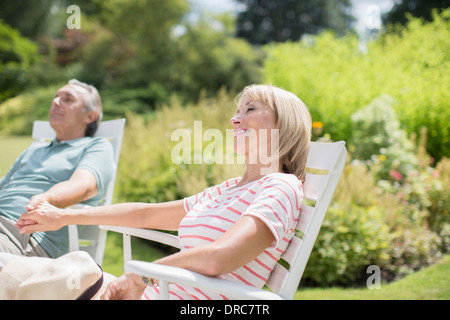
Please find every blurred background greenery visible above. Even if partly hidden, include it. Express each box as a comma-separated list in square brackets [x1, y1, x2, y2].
[0, 0, 449, 293]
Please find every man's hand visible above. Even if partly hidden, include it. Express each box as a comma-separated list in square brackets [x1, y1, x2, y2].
[25, 194, 50, 211]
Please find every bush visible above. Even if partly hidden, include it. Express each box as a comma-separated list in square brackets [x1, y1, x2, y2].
[302, 146, 448, 286]
[303, 204, 391, 286]
[351, 95, 418, 182]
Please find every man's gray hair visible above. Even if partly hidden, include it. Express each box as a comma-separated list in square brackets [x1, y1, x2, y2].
[68, 79, 103, 137]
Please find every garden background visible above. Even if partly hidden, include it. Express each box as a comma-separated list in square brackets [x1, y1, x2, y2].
[0, 0, 448, 299]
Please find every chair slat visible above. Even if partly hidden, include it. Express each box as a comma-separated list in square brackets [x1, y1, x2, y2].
[303, 173, 330, 201]
[31, 121, 56, 141]
[306, 141, 346, 170]
[297, 204, 314, 233]
[282, 236, 303, 266]
[265, 263, 289, 294]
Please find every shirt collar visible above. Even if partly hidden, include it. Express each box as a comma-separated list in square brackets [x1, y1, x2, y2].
[48, 136, 92, 148]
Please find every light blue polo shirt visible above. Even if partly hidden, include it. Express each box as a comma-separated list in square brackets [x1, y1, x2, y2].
[0, 137, 114, 257]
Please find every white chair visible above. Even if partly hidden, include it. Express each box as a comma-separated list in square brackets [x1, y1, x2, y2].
[101, 140, 347, 299]
[32, 118, 126, 265]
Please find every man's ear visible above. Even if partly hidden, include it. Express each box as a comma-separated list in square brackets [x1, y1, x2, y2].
[83, 110, 99, 124]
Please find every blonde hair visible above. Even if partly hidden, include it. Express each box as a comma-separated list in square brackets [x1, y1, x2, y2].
[236, 84, 312, 182]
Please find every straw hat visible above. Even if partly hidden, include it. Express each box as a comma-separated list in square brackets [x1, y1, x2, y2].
[0, 251, 106, 300]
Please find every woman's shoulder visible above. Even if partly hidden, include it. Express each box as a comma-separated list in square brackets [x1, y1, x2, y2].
[258, 172, 303, 197]
[260, 172, 301, 187]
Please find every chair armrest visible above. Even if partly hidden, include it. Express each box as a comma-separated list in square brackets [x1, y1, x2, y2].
[68, 204, 92, 252]
[126, 260, 283, 300]
[99, 225, 180, 249]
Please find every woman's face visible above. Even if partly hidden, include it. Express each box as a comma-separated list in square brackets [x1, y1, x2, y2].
[230, 96, 277, 159]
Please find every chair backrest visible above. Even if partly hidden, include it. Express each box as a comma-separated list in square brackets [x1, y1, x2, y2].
[31, 119, 126, 262]
[265, 141, 347, 299]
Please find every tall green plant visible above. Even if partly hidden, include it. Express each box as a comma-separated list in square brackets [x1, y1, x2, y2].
[114, 90, 244, 204]
[263, 9, 450, 161]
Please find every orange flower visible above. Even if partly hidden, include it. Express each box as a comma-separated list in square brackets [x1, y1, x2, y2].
[312, 121, 323, 129]
[312, 121, 323, 136]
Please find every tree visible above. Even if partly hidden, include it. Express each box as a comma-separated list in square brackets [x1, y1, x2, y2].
[0, 0, 54, 39]
[383, 0, 450, 26]
[76, 0, 190, 90]
[235, 0, 354, 44]
[171, 13, 263, 100]
[0, 21, 39, 101]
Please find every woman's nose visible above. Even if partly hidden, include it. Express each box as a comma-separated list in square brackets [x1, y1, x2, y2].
[230, 115, 241, 126]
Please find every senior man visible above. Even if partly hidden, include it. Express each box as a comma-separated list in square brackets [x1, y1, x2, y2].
[0, 79, 114, 258]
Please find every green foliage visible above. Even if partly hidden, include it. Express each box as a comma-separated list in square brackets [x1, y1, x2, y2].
[0, 1, 54, 39]
[263, 9, 450, 161]
[171, 13, 264, 100]
[0, 20, 39, 102]
[74, 10, 263, 104]
[86, 0, 188, 90]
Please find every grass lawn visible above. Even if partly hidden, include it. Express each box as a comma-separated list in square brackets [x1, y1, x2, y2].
[0, 135, 32, 177]
[101, 232, 168, 277]
[294, 254, 450, 300]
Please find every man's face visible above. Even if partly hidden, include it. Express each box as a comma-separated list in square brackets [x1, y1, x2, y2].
[49, 84, 91, 139]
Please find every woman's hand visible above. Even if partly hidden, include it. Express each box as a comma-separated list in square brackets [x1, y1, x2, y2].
[15, 201, 66, 234]
[101, 272, 147, 300]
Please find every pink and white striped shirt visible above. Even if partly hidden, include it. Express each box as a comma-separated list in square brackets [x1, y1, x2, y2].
[143, 172, 302, 300]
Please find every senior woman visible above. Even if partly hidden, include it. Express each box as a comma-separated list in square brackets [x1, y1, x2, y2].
[16, 84, 312, 300]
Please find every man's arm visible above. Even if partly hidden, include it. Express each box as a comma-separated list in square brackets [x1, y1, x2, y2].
[26, 168, 98, 210]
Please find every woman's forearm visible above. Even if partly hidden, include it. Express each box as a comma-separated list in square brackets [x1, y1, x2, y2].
[65, 200, 186, 230]
[63, 202, 152, 228]
[17, 199, 186, 234]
